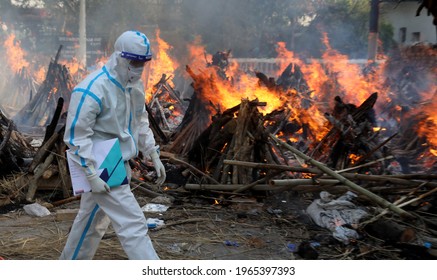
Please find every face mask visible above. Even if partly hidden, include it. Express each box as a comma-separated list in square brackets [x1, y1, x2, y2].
[127, 65, 144, 82]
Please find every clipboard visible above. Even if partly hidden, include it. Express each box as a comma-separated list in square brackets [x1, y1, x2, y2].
[67, 138, 128, 195]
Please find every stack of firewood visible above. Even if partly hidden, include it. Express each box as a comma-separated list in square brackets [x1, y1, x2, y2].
[0, 110, 35, 177]
[13, 45, 73, 135]
[147, 73, 186, 132]
[0, 66, 38, 119]
[187, 99, 276, 185]
[0, 45, 75, 206]
[167, 65, 223, 156]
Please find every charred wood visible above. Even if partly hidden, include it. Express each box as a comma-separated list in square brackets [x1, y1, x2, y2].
[13, 45, 73, 134]
[145, 104, 169, 144]
[43, 97, 64, 144]
[270, 133, 414, 219]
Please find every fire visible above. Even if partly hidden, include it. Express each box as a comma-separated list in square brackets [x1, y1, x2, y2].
[3, 34, 29, 73]
[184, 39, 287, 114]
[317, 33, 386, 106]
[288, 136, 300, 143]
[416, 92, 437, 149]
[93, 55, 108, 68]
[60, 58, 81, 77]
[3, 26, 434, 169]
[145, 29, 179, 101]
[187, 35, 211, 72]
[34, 65, 46, 84]
[349, 154, 362, 165]
[275, 41, 304, 75]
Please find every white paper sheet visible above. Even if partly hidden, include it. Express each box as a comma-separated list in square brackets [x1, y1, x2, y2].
[66, 138, 128, 196]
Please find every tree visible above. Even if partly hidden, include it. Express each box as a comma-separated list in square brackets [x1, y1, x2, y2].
[4, 0, 396, 60]
[295, 0, 371, 58]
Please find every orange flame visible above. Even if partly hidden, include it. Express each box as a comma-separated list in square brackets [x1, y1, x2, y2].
[3, 34, 29, 73]
[318, 33, 386, 106]
[417, 91, 437, 149]
[34, 66, 46, 84]
[145, 29, 179, 101]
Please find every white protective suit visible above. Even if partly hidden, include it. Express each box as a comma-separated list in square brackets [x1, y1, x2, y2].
[60, 31, 162, 260]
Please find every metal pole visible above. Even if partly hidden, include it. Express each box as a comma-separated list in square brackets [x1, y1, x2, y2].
[79, 0, 87, 68]
[367, 0, 379, 61]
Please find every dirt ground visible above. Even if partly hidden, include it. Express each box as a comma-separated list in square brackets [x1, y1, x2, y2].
[0, 188, 433, 260]
[0, 190, 307, 260]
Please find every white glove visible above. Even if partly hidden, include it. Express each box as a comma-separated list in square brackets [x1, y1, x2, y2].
[86, 172, 110, 193]
[150, 150, 166, 186]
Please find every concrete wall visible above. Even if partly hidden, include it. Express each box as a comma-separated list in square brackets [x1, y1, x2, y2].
[381, 2, 436, 44]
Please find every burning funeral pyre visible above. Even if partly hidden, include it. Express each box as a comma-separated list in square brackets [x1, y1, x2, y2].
[0, 29, 437, 259]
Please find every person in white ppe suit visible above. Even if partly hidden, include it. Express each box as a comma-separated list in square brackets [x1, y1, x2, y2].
[60, 30, 165, 260]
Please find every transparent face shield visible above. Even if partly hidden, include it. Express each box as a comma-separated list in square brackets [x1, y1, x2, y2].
[141, 60, 152, 89]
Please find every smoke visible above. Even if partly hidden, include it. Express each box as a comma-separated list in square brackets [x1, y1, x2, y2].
[0, 1, 380, 67]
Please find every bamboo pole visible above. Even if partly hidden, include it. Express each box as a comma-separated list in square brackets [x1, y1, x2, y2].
[270, 178, 341, 186]
[336, 155, 394, 173]
[233, 170, 283, 193]
[223, 159, 319, 173]
[184, 183, 282, 191]
[397, 186, 437, 208]
[269, 133, 414, 219]
[224, 159, 437, 188]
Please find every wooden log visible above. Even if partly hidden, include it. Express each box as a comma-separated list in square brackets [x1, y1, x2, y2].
[42, 165, 59, 179]
[13, 45, 73, 132]
[336, 155, 394, 173]
[55, 141, 72, 198]
[130, 177, 175, 200]
[269, 133, 414, 219]
[223, 159, 319, 173]
[232, 99, 252, 184]
[351, 133, 398, 167]
[145, 104, 169, 144]
[187, 113, 234, 169]
[233, 170, 284, 193]
[397, 186, 437, 208]
[28, 127, 63, 173]
[0, 119, 13, 154]
[220, 136, 236, 184]
[203, 127, 232, 171]
[336, 173, 437, 189]
[49, 195, 81, 208]
[43, 97, 64, 144]
[184, 183, 282, 191]
[225, 159, 437, 189]
[309, 92, 378, 160]
[26, 152, 55, 201]
[270, 178, 341, 187]
[212, 138, 231, 182]
[288, 184, 349, 193]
